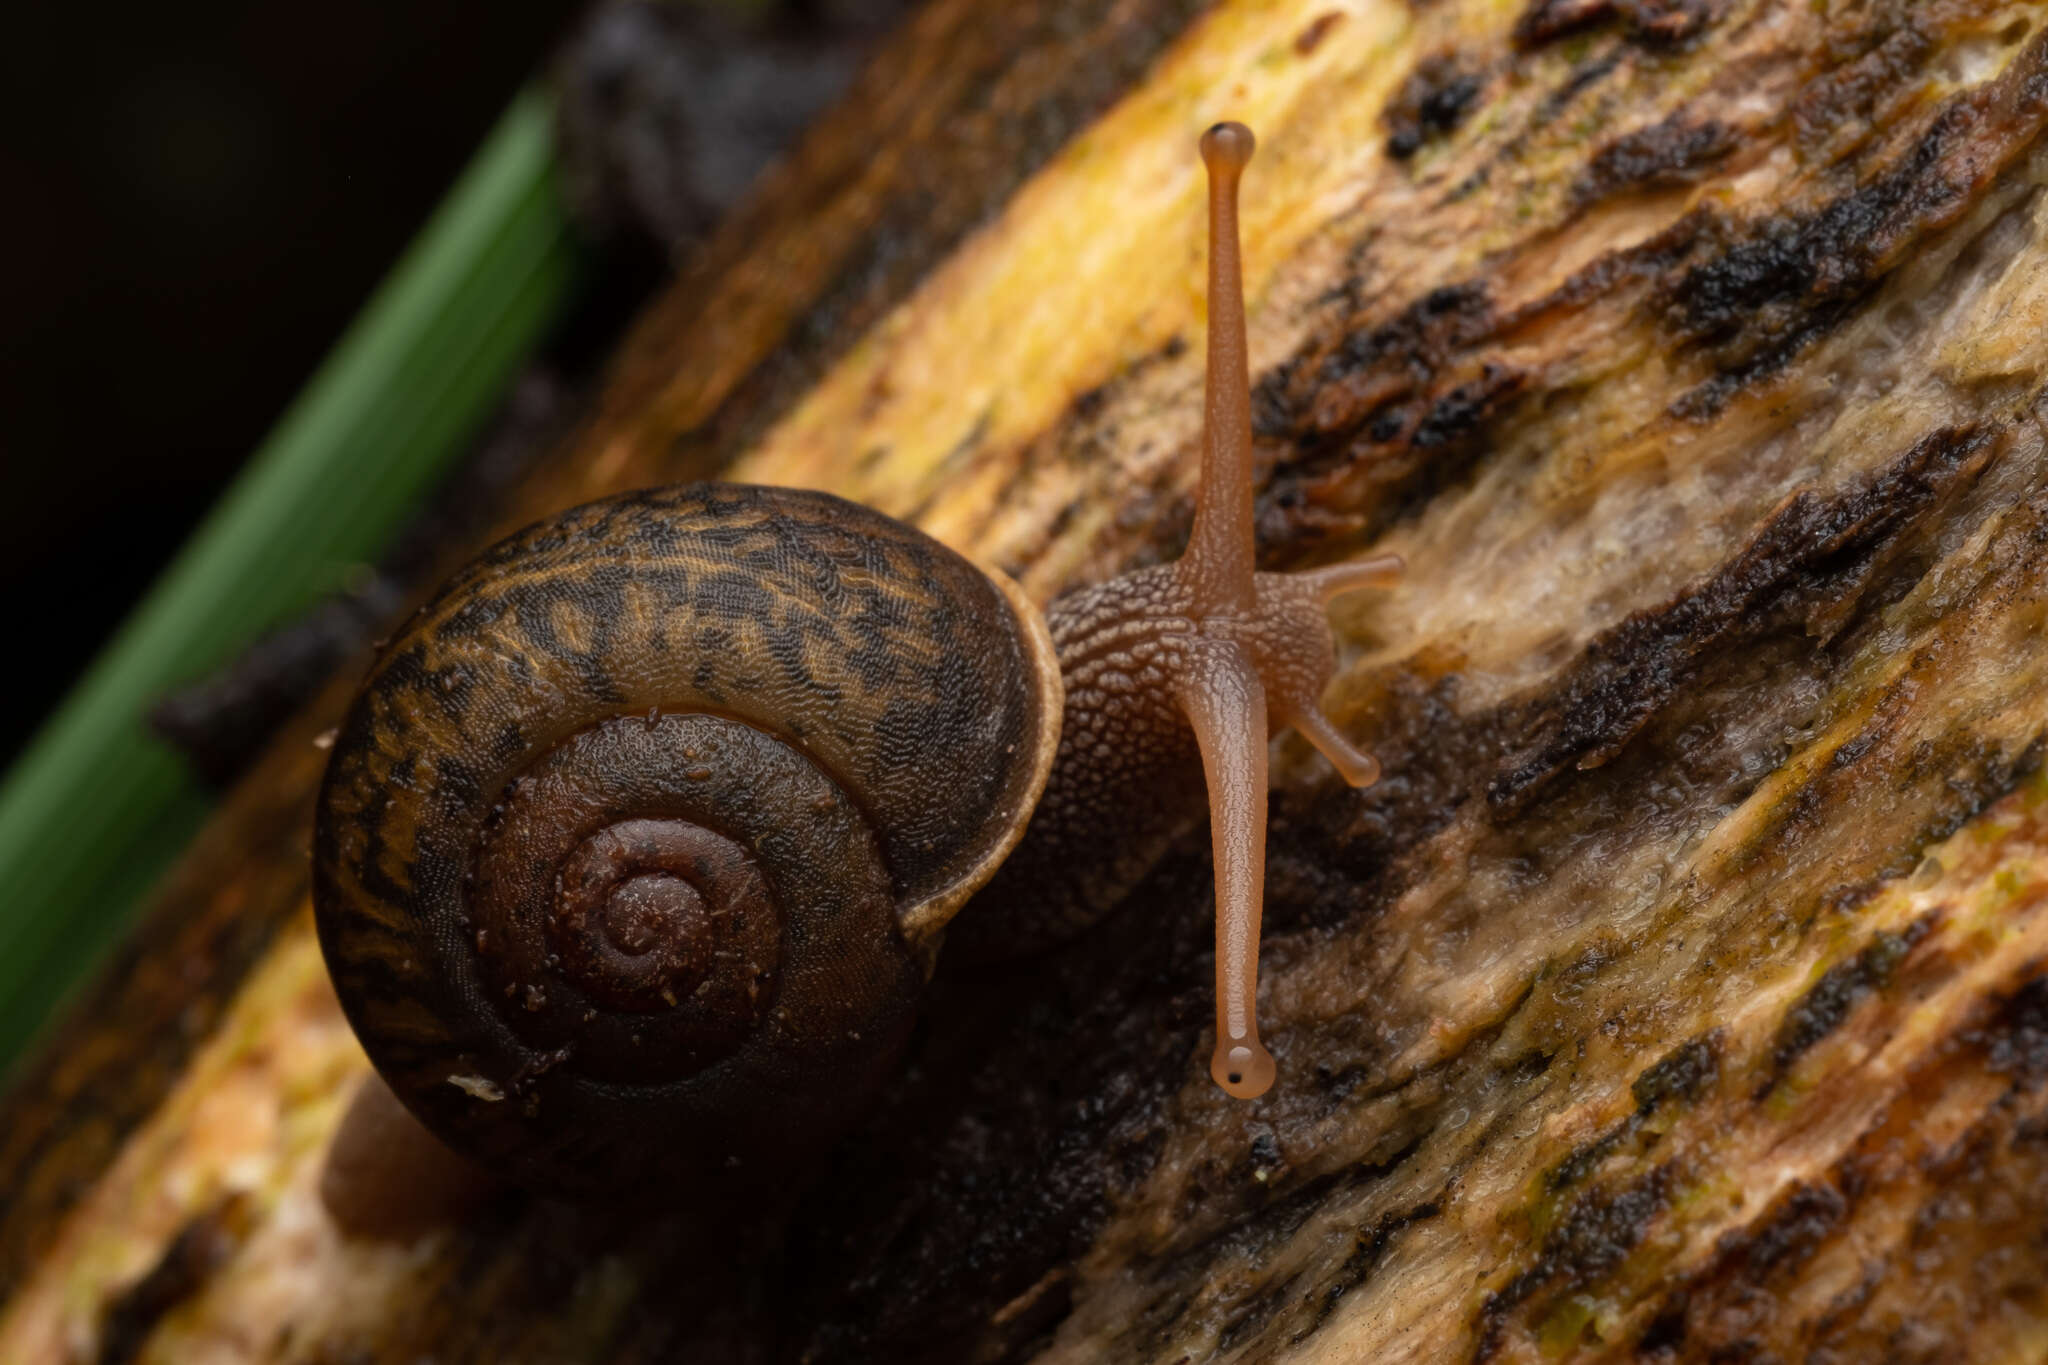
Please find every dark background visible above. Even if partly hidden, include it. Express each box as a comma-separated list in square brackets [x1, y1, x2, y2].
[0, 2, 586, 766]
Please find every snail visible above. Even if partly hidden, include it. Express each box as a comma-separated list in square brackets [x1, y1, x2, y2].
[312, 123, 1400, 1221]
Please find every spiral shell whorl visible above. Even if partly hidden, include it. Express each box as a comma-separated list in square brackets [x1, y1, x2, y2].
[312, 484, 1059, 1195]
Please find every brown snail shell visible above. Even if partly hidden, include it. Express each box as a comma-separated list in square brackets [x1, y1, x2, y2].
[312, 483, 1060, 1197]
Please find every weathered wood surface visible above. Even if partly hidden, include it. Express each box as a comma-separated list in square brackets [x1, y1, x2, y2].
[10, 0, 2048, 1360]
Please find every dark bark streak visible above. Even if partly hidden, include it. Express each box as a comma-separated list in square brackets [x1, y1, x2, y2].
[1545, 1033, 1723, 1196]
[1384, 53, 1487, 160]
[1476, 1165, 1680, 1361]
[1574, 114, 1737, 205]
[1489, 423, 2000, 817]
[1513, 0, 1720, 51]
[1756, 916, 1936, 1100]
[96, 1195, 252, 1365]
[1661, 69, 2048, 419]
[1294, 1200, 1445, 1340]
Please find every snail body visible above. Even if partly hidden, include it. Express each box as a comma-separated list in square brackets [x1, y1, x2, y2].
[313, 123, 1398, 1211]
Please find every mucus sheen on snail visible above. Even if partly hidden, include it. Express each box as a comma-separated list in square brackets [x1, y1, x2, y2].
[311, 122, 1400, 1226]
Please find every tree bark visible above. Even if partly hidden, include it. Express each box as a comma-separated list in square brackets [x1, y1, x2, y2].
[10, 0, 2048, 1360]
